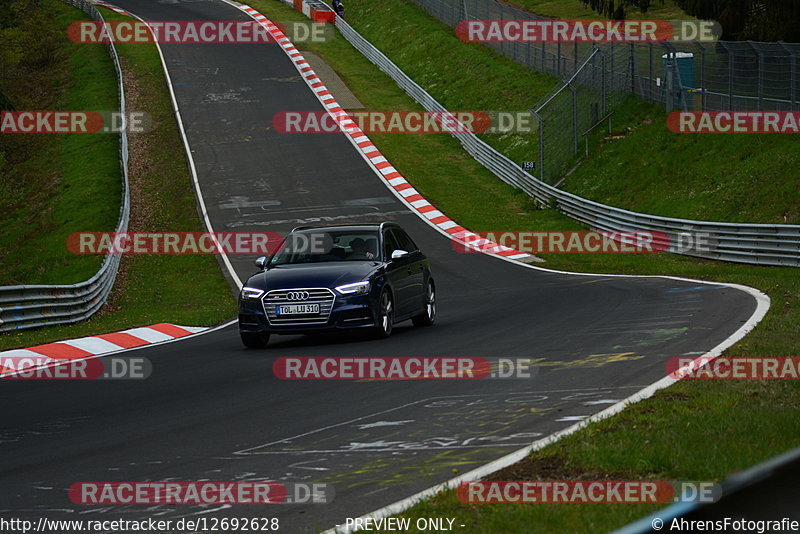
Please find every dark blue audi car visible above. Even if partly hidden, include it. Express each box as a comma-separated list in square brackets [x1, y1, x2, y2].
[237, 222, 435, 348]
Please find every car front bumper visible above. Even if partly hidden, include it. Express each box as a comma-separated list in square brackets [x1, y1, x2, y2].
[238, 291, 378, 334]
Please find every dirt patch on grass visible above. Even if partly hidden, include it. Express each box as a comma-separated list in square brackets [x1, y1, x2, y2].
[97, 55, 152, 317]
[486, 454, 642, 481]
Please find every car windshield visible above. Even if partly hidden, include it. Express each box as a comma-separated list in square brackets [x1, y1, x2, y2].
[269, 230, 381, 265]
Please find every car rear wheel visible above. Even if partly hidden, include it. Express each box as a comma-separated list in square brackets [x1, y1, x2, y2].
[241, 332, 270, 348]
[375, 289, 394, 338]
[412, 280, 435, 327]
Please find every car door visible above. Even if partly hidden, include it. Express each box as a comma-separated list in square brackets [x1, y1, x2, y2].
[390, 227, 426, 314]
[382, 228, 415, 318]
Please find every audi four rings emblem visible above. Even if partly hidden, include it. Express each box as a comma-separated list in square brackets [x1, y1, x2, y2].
[286, 291, 310, 301]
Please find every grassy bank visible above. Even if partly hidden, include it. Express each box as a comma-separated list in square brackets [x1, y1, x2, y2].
[247, 0, 798, 531]
[0, 1, 119, 286]
[0, 2, 235, 351]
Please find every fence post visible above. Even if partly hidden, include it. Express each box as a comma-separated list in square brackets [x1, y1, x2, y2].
[610, 41, 615, 88]
[722, 42, 734, 110]
[649, 42, 656, 104]
[695, 41, 706, 111]
[541, 41, 546, 72]
[665, 53, 674, 112]
[526, 40, 531, 67]
[574, 42, 578, 74]
[571, 84, 578, 156]
[601, 52, 607, 115]
[557, 40, 562, 78]
[778, 42, 797, 110]
[530, 108, 544, 183]
[629, 43, 636, 96]
[749, 42, 763, 111]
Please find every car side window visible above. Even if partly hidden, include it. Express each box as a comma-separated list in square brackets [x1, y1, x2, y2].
[383, 229, 400, 259]
[391, 228, 418, 253]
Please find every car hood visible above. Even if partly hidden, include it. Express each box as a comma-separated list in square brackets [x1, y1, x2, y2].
[247, 261, 382, 291]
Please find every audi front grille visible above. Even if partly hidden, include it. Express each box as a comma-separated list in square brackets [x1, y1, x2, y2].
[263, 288, 335, 325]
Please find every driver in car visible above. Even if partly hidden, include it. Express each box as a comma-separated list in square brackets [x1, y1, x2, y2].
[348, 238, 375, 259]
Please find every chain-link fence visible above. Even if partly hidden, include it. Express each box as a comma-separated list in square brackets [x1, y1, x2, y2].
[409, 0, 800, 183]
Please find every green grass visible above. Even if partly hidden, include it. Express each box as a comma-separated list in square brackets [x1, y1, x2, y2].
[243, 0, 798, 531]
[0, 2, 119, 285]
[0, 3, 235, 351]
[341, 0, 800, 224]
[563, 102, 800, 223]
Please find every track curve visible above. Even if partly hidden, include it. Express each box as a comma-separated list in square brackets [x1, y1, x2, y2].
[0, 1, 764, 532]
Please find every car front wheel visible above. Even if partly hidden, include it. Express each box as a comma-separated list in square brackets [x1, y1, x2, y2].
[375, 289, 394, 338]
[241, 332, 270, 349]
[412, 279, 435, 327]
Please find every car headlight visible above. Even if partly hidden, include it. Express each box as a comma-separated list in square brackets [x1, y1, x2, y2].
[240, 287, 265, 299]
[335, 281, 371, 295]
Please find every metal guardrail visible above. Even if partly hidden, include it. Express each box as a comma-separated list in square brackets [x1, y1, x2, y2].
[330, 13, 800, 267]
[0, 0, 130, 332]
[614, 446, 800, 534]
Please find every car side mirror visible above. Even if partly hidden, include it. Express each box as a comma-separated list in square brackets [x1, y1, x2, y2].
[255, 256, 269, 269]
[391, 249, 409, 260]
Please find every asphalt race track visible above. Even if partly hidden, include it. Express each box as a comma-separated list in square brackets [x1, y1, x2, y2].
[0, 1, 761, 532]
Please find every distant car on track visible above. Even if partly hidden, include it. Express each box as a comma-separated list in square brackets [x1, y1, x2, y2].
[237, 222, 436, 348]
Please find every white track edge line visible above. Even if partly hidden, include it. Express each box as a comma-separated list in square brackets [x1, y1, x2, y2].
[120, 7, 243, 289]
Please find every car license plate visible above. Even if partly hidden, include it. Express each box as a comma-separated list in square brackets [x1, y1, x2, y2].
[277, 304, 320, 315]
